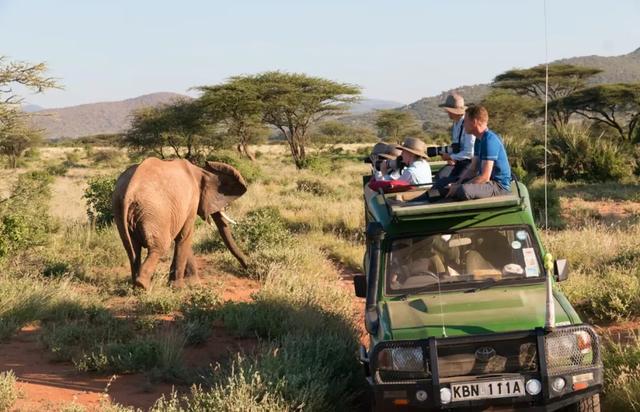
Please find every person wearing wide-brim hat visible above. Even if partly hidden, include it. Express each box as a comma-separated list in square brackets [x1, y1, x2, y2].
[378, 136, 432, 185]
[434, 93, 477, 194]
[369, 142, 402, 179]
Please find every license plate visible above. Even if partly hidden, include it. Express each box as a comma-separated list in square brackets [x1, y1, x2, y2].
[451, 378, 525, 401]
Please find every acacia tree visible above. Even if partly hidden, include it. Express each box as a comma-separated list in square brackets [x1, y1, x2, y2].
[197, 81, 268, 161]
[492, 64, 601, 131]
[552, 83, 640, 142]
[0, 56, 59, 167]
[0, 116, 42, 168]
[124, 99, 213, 161]
[374, 109, 421, 143]
[238, 71, 360, 169]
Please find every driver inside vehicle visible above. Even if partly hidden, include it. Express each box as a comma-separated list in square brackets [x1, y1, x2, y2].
[390, 238, 446, 289]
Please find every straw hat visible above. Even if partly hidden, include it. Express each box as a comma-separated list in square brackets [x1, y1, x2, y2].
[438, 93, 466, 115]
[370, 142, 389, 158]
[396, 137, 427, 158]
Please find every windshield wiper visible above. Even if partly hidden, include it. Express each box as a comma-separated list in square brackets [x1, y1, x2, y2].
[464, 278, 497, 293]
[397, 284, 440, 300]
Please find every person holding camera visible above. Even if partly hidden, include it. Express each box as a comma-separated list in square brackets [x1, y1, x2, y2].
[433, 93, 476, 194]
[377, 137, 432, 185]
[446, 106, 511, 200]
[367, 142, 402, 180]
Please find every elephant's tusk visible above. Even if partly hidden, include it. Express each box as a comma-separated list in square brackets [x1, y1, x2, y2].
[220, 211, 238, 225]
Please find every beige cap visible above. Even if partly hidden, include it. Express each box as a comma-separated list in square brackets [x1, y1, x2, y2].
[396, 137, 427, 158]
[439, 93, 466, 115]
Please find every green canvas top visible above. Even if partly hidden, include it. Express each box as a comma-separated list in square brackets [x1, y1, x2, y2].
[391, 193, 522, 217]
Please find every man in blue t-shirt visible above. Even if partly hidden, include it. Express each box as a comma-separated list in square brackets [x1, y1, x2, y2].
[445, 106, 512, 200]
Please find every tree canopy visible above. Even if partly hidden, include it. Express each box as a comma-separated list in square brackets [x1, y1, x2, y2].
[239, 71, 361, 168]
[197, 81, 268, 161]
[0, 56, 59, 167]
[374, 109, 421, 143]
[124, 99, 213, 160]
[551, 83, 640, 142]
[492, 64, 602, 130]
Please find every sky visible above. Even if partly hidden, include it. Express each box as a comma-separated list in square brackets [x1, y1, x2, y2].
[1, 0, 639, 108]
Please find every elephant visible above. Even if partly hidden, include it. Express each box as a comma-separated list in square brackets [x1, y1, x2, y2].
[112, 157, 249, 289]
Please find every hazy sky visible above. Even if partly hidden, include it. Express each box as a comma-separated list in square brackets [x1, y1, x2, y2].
[1, 0, 639, 108]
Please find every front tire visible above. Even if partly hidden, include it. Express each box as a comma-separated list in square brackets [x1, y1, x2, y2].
[564, 394, 600, 412]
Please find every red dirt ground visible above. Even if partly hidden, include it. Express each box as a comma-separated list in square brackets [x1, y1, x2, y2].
[1, 268, 260, 412]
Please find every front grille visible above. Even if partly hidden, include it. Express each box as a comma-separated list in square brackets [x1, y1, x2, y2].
[437, 336, 538, 378]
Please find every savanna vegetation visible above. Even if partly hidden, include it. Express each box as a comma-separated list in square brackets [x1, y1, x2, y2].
[1, 59, 640, 411]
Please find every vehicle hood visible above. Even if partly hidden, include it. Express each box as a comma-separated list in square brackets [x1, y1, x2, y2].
[381, 283, 572, 339]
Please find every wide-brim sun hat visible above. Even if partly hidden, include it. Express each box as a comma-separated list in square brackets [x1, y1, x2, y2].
[438, 93, 466, 115]
[379, 146, 402, 160]
[396, 137, 428, 158]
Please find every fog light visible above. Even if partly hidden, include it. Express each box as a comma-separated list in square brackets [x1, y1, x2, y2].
[526, 379, 542, 395]
[416, 390, 428, 402]
[440, 388, 452, 404]
[552, 377, 566, 392]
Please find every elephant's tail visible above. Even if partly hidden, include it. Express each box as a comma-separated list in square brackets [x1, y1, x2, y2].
[113, 187, 137, 272]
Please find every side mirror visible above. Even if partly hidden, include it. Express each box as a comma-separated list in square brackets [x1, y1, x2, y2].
[554, 259, 570, 282]
[354, 274, 367, 298]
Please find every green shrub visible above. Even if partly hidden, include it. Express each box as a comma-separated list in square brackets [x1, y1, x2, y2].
[526, 180, 563, 229]
[0, 371, 18, 412]
[92, 149, 125, 167]
[64, 150, 82, 167]
[45, 162, 69, 176]
[295, 178, 334, 196]
[76, 331, 186, 379]
[180, 288, 222, 345]
[548, 127, 635, 182]
[198, 207, 291, 255]
[602, 338, 640, 411]
[302, 156, 333, 175]
[0, 170, 54, 259]
[149, 357, 290, 411]
[84, 175, 117, 227]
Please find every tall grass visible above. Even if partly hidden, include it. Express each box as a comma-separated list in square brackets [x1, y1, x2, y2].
[0, 371, 18, 412]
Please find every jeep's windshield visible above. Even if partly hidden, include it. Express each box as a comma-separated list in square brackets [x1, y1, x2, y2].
[385, 226, 543, 296]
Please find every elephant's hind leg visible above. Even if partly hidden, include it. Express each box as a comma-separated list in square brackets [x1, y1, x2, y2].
[170, 222, 197, 288]
[137, 249, 162, 290]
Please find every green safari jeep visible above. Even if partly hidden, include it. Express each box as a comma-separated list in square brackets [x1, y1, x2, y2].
[354, 174, 603, 411]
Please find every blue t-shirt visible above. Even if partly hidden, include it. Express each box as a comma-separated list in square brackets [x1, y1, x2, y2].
[474, 129, 511, 190]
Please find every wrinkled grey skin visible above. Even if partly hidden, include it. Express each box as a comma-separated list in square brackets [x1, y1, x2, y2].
[112, 157, 248, 289]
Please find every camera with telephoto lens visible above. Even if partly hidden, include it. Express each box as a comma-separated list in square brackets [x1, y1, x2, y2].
[385, 156, 406, 171]
[426, 143, 460, 158]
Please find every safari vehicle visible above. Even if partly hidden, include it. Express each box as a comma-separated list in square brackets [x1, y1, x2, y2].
[353, 175, 603, 411]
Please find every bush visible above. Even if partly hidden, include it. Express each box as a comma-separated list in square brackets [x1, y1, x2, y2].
[547, 127, 635, 182]
[602, 338, 640, 411]
[302, 156, 333, 175]
[180, 288, 222, 345]
[0, 371, 18, 412]
[526, 180, 563, 229]
[84, 175, 117, 227]
[0, 170, 54, 259]
[92, 149, 125, 167]
[295, 178, 334, 196]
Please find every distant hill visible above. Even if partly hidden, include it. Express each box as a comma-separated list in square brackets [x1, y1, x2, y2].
[22, 103, 44, 113]
[348, 47, 640, 133]
[30, 92, 189, 139]
[348, 98, 403, 114]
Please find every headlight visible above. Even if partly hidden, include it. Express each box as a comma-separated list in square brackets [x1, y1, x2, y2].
[545, 328, 597, 373]
[378, 347, 424, 371]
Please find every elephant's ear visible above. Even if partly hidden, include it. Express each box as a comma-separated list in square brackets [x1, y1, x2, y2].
[198, 162, 248, 218]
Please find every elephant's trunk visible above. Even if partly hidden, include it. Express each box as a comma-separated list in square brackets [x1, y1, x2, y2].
[211, 211, 249, 268]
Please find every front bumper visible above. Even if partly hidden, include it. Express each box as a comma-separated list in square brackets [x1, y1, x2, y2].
[363, 326, 603, 411]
